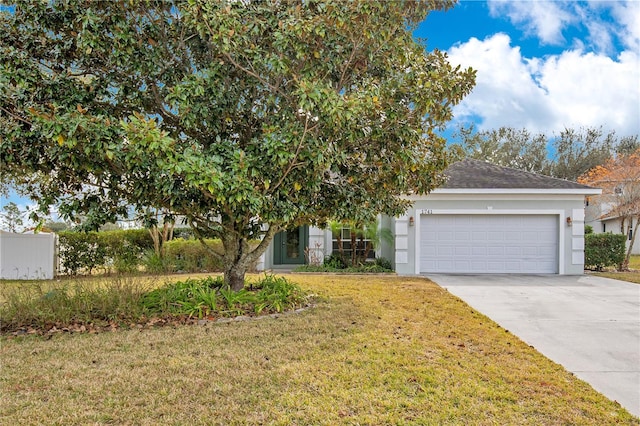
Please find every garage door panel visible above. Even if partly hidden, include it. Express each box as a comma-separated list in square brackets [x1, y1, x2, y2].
[472, 247, 487, 255]
[455, 231, 471, 240]
[438, 231, 454, 240]
[505, 231, 521, 241]
[487, 231, 504, 240]
[455, 246, 471, 256]
[487, 246, 505, 256]
[420, 214, 558, 274]
[437, 246, 454, 256]
[472, 231, 487, 239]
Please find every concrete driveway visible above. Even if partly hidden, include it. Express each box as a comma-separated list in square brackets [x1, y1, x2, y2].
[427, 274, 640, 418]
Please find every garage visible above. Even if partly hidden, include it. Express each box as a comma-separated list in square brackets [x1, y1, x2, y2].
[420, 214, 559, 274]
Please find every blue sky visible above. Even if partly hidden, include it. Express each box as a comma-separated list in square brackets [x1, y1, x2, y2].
[2, 1, 639, 228]
[415, 0, 640, 138]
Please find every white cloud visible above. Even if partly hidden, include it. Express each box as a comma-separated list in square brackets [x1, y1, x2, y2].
[488, 1, 640, 55]
[610, 1, 640, 52]
[488, 0, 575, 45]
[446, 33, 640, 136]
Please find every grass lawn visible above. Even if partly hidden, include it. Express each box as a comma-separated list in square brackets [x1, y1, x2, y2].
[1, 274, 637, 425]
[593, 255, 640, 284]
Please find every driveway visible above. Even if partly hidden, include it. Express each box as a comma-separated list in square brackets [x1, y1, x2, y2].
[427, 274, 640, 418]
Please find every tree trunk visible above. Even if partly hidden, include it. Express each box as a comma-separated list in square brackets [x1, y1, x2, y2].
[350, 232, 357, 266]
[149, 226, 161, 256]
[213, 223, 280, 292]
[225, 262, 247, 292]
[621, 216, 638, 271]
[362, 241, 372, 263]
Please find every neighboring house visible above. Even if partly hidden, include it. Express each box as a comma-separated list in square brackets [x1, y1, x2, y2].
[585, 203, 639, 255]
[260, 159, 601, 275]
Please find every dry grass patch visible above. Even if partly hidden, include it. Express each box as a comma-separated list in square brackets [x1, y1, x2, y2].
[593, 255, 640, 284]
[1, 274, 637, 425]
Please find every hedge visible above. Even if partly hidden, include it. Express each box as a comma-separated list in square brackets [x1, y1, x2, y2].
[584, 233, 626, 271]
[162, 238, 225, 273]
[57, 230, 257, 275]
[58, 229, 153, 275]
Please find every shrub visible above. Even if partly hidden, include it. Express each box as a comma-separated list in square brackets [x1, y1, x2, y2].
[58, 229, 154, 275]
[324, 253, 349, 269]
[1, 274, 310, 333]
[140, 275, 307, 319]
[252, 274, 307, 314]
[141, 276, 225, 318]
[585, 233, 626, 271]
[374, 257, 393, 271]
[162, 238, 225, 273]
[143, 250, 170, 274]
[58, 232, 109, 275]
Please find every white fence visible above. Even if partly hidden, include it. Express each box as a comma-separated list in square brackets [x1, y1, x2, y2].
[0, 231, 57, 280]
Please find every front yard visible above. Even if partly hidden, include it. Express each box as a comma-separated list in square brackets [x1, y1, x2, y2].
[593, 255, 640, 284]
[1, 274, 637, 425]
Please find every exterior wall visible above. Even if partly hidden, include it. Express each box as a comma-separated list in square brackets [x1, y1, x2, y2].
[308, 226, 326, 265]
[0, 231, 57, 279]
[379, 215, 395, 265]
[394, 193, 588, 276]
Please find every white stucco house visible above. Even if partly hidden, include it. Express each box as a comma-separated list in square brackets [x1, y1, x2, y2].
[260, 159, 601, 275]
[585, 203, 639, 255]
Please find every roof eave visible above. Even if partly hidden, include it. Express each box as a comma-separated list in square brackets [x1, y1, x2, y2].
[430, 188, 602, 195]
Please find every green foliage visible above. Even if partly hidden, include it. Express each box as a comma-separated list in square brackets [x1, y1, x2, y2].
[374, 257, 394, 271]
[142, 250, 169, 275]
[141, 276, 225, 318]
[297, 257, 394, 273]
[584, 225, 594, 234]
[0, 0, 475, 290]
[58, 229, 153, 275]
[1, 202, 24, 232]
[0, 274, 308, 332]
[585, 233, 626, 271]
[58, 232, 110, 275]
[43, 221, 69, 232]
[140, 275, 306, 319]
[57, 232, 238, 276]
[162, 238, 225, 273]
[449, 125, 631, 181]
[252, 274, 306, 314]
[324, 253, 349, 269]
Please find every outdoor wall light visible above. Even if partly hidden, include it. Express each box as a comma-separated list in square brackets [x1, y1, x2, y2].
[409, 216, 415, 226]
[566, 217, 572, 227]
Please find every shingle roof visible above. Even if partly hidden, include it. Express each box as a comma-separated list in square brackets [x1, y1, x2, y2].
[442, 159, 596, 190]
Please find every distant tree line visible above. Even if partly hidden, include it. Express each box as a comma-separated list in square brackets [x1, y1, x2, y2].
[448, 125, 639, 181]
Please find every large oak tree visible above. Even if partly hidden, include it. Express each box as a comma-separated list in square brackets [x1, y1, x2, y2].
[1, 0, 475, 289]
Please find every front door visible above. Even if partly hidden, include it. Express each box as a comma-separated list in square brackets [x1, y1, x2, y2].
[274, 226, 308, 265]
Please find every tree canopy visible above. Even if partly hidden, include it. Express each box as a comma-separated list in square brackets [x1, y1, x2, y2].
[0, 0, 475, 289]
[449, 125, 638, 181]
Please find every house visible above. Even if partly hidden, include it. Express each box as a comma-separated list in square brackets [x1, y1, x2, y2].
[585, 203, 639, 255]
[259, 159, 601, 275]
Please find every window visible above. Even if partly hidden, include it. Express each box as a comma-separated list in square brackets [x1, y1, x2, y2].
[331, 226, 376, 261]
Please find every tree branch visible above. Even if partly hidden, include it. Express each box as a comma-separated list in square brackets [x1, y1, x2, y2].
[271, 115, 312, 192]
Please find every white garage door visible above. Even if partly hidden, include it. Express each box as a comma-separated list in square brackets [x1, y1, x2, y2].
[420, 215, 558, 274]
